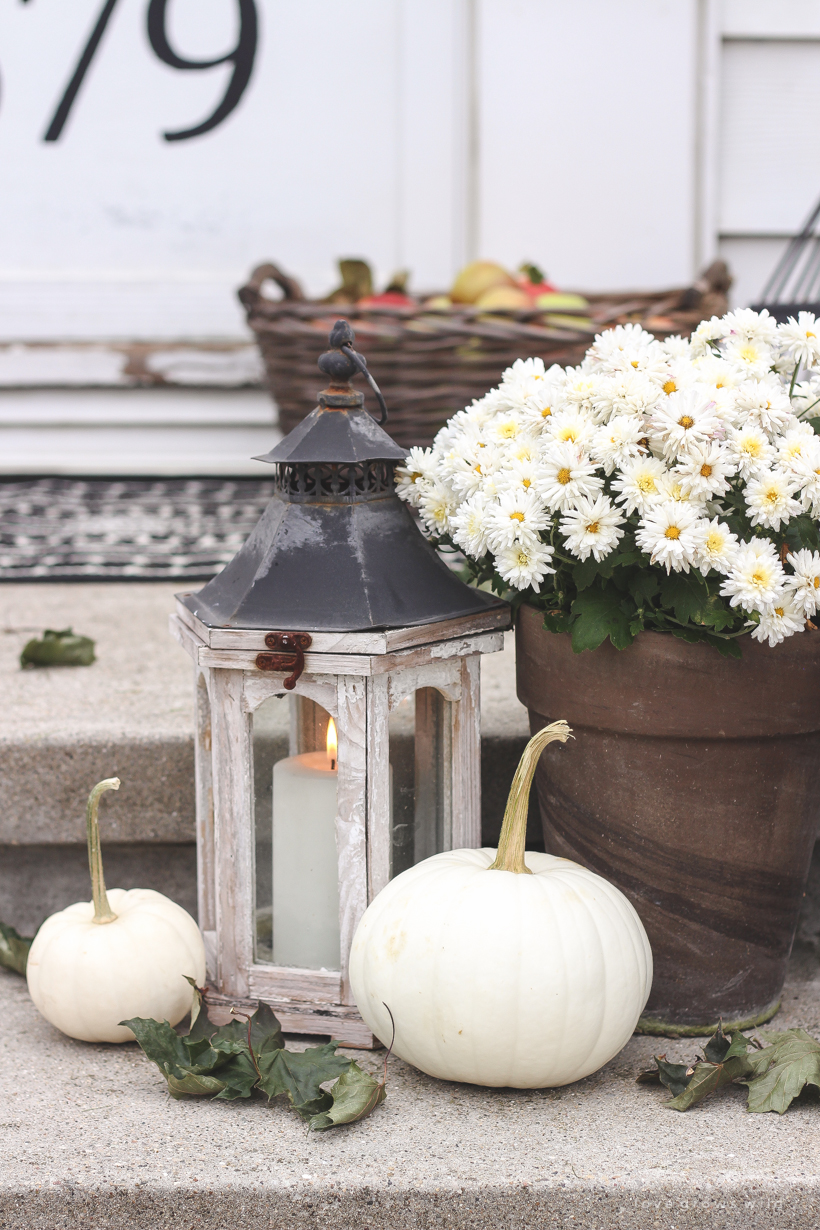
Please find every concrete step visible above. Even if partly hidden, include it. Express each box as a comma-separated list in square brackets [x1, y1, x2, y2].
[1, 942, 819, 1227]
[0, 582, 534, 935]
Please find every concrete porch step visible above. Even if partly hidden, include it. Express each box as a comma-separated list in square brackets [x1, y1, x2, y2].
[0, 582, 535, 935]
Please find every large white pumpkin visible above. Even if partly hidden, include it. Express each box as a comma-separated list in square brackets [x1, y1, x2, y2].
[350, 722, 652, 1088]
[26, 779, 205, 1043]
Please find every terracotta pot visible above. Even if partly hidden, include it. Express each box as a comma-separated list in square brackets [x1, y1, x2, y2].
[515, 603, 820, 1035]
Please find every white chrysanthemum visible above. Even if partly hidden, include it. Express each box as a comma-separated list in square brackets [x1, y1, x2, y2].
[723, 307, 779, 347]
[601, 340, 669, 384]
[784, 549, 820, 617]
[589, 414, 646, 475]
[519, 383, 565, 430]
[777, 312, 820, 372]
[485, 410, 531, 445]
[691, 517, 738, 576]
[559, 494, 625, 562]
[733, 379, 792, 436]
[744, 467, 800, 530]
[586, 323, 657, 371]
[395, 446, 437, 507]
[725, 423, 775, 480]
[722, 335, 775, 378]
[635, 501, 702, 573]
[673, 440, 735, 499]
[449, 492, 490, 559]
[750, 597, 805, 647]
[485, 487, 550, 552]
[445, 442, 501, 498]
[495, 455, 544, 496]
[561, 367, 599, 413]
[493, 539, 555, 593]
[545, 407, 596, 449]
[656, 473, 710, 508]
[775, 421, 817, 475]
[648, 389, 722, 460]
[720, 538, 785, 612]
[536, 441, 604, 512]
[591, 371, 661, 423]
[690, 316, 728, 358]
[792, 437, 820, 516]
[461, 387, 508, 426]
[610, 455, 668, 515]
[418, 482, 456, 536]
[693, 354, 743, 393]
[662, 335, 690, 361]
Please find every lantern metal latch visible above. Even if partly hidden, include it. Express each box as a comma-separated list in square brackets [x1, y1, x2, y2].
[255, 632, 312, 689]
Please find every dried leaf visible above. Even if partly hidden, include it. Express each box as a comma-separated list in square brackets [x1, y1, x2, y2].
[743, 1029, 820, 1114]
[20, 629, 95, 668]
[664, 1033, 752, 1111]
[309, 1062, 386, 1131]
[0, 921, 32, 975]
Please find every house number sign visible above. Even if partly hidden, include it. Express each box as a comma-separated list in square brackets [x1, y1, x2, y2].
[20, 0, 258, 143]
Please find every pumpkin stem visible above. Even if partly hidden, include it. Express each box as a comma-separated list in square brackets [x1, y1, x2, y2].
[86, 778, 120, 924]
[489, 721, 573, 874]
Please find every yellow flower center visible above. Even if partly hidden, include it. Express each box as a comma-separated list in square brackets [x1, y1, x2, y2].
[587, 521, 600, 534]
[510, 511, 525, 522]
[775, 607, 784, 618]
[557, 467, 572, 485]
[474, 464, 482, 474]
[522, 477, 531, 488]
[541, 406, 552, 418]
[739, 344, 757, 362]
[751, 569, 766, 586]
[631, 360, 640, 368]
[665, 526, 681, 540]
[705, 531, 723, 552]
[663, 379, 677, 394]
[700, 463, 713, 478]
[558, 427, 579, 442]
[742, 439, 761, 457]
[715, 380, 724, 388]
[499, 422, 518, 438]
[679, 415, 695, 429]
[764, 488, 779, 505]
[808, 332, 816, 339]
[636, 475, 657, 493]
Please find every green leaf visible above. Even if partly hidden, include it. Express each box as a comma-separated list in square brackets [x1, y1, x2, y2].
[710, 635, 743, 660]
[166, 1073, 229, 1100]
[664, 1032, 752, 1111]
[20, 628, 95, 668]
[698, 594, 738, 632]
[635, 1055, 692, 1099]
[570, 587, 634, 652]
[743, 1029, 820, 1114]
[541, 609, 574, 635]
[309, 1062, 386, 1131]
[0, 921, 33, 975]
[257, 1042, 353, 1119]
[626, 571, 660, 605]
[659, 573, 710, 625]
[572, 556, 600, 592]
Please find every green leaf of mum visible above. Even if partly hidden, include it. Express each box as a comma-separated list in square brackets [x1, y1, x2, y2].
[570, 588, 634, 652]
[743, 1029, 820, 1114]
[257, 1042, 352, 1118]
[309, 1063, 386, 1131]
[659, 573, 710, 625]
[0, 921, 33, 975]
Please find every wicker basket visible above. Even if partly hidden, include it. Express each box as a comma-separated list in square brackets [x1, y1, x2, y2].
[239, 262, 729, 450]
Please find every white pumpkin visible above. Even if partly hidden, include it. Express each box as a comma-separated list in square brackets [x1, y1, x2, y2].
[350, 722, 652, 1088]
[26, 778, 205, 1043]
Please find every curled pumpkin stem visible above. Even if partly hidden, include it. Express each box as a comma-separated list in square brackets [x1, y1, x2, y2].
[86, 777, 120, 924]
[489, 721, 573, 875]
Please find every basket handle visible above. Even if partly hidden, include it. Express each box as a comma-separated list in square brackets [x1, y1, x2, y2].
[238, 262, 305, 309]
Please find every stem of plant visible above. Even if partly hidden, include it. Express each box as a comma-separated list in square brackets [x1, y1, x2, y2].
[789, 361, 802, 398]
[86, 778, 119, 925]
[231, 1009, 263, 1082]
[489, 721, 573, 874]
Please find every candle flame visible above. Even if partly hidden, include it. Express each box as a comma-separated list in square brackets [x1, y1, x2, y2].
[326, 717, 337, 769]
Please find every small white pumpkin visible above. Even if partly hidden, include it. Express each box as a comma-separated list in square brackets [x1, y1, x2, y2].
[350, 722, 652, 1088]
[27, 778, 205, 1043]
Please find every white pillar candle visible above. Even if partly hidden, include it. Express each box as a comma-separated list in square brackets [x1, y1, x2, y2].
[272, 748, 340, 970]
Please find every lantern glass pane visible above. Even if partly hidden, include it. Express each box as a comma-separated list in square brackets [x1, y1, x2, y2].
[252, 694, 340, 971]
[389, 687, 452, 879]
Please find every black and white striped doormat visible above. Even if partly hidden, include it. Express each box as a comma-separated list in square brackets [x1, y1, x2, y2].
[0, 478, 276, 581]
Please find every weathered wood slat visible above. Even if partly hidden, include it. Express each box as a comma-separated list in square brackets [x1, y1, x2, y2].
[451, 655, 482, 849]
[335, 676, 369, 1006]
[248, 965, 342, 1003]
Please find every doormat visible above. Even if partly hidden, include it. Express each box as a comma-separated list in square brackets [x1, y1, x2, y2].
[0, 477, 277, 581]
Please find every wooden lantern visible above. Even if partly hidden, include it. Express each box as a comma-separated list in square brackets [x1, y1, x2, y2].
[171, 321, 509, 1045]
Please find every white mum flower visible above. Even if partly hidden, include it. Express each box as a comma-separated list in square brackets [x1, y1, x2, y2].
[784, 549, 820, 617]
[720, 538, 785, 612]
[590, 414, 646, 475]
[690, 316, 728, 358]
[775, 421, 817, 475]
[777, 312, 820, 371]
[691, 517, 738, 576]
[462, 388, 508, 426]
[450, 492, 491, 559]
[536, 441, 604, 512]
[750, 597, 804, 647]
[649, 389, 722, 460]
[733, 379, 792, 436]
[673, 440, 736, 499]
[586, 323, 657, 371]
[485, 487, 550, 552]
[485, 410, 531, 445]
[792, 436, 820, 516]
[561, 367, 599, 413]
[723, 307, 779, 346]
[635, 501, 702, 573]
[744, 468, 800, 530]
[545, 407, 596, 449]
[662, 335, 691, 361]
[791, 378, 820, 421]
[591, 371, 661, 423]
[496, 455, 544, 496]
[418, 482, 457, 536]
[722, 335, 775, 378]
[602, 341, 669, 384]
[500, 356, 556, 407]
[611, 455, 668, 514]
[395, 447, 437, 507]
[726, 423, 775, 480]
[559, 494, 625, 562]
[493, 539, 556, 593]
[656, 473, 710, 508]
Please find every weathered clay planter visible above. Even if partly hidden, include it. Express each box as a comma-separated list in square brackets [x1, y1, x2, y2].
[516, 603, 820, 1035]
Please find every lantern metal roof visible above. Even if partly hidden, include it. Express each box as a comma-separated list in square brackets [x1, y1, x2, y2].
[181, 321, 507, 632]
